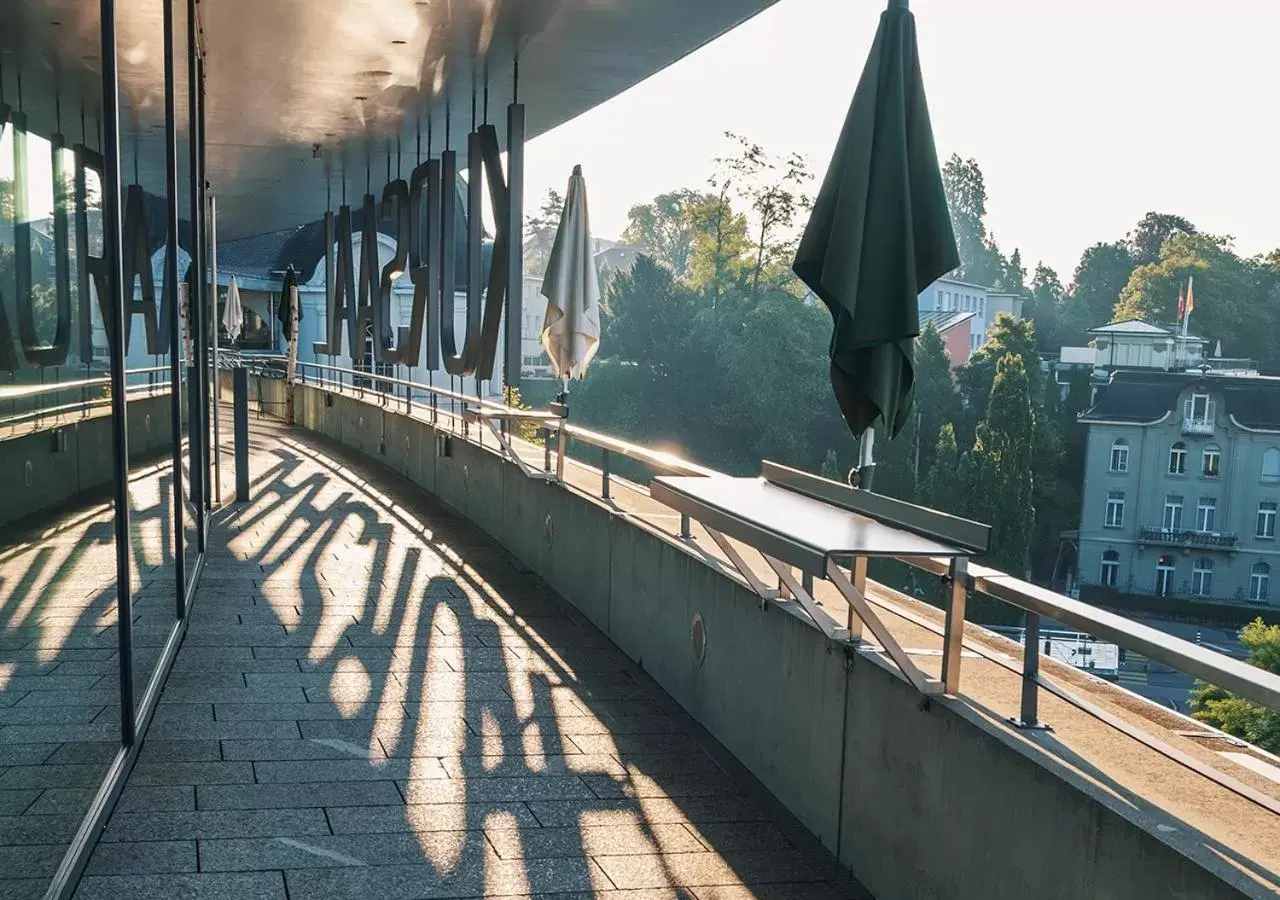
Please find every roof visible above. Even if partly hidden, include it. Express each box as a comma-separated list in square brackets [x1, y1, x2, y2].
[1088, 319, 1172, 337]
[928, 276, 992, 292]
[1081, 368, 1280, 428]
[919, 310, 975, 334]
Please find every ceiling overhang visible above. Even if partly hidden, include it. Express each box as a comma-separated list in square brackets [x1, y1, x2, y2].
[1, 0, 780, 240]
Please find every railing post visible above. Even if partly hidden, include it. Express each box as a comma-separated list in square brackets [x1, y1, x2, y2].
[941, 556, 968, 695]
[556, 426, 566, 483]
[601, 449, 611, 500]
[543, 429, 551, 474]
[680, 513, 692, 540]
[1011, 612, 1051, 730]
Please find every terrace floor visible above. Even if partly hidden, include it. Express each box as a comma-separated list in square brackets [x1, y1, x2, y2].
[70, 419, 864, 899]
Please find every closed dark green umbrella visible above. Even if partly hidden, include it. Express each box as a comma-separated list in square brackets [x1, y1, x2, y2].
[793, 0, 957, 455]
[276, 265, 302, 341]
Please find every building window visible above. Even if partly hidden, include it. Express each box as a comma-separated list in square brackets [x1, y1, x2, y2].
[1100, 550, 1119, 588]
[1259, 502, 1277, 539]
[1202, 445, 1221, 478]
[1155, 555, 1176, 597]
[1250, 563, 1271, 603]
[1192, 558, 1213, 597]
[1105, 491, 1125, 528]
[1263, 448, 1280, 483]
[1184, 393, 1215, 429]
[1110, 439, 1129, 473]
[1195, 497, 1217, 533]
[1162, 495, 1183, 531]
[1169, 442, 1187, 475]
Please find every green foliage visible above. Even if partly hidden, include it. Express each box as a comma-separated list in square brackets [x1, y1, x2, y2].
[1069, 241, 1135, 327]
[524, 189, 564, 277]
[1113, 231, 1280, 363]
[501, 386, 542, 445]
[620, 189, 707, 280]
[942, 154, 1006, 287]
[1127, 211, 1196, 267]
[1190, 619, 1280, 753]
[956, 313, 1041, 421]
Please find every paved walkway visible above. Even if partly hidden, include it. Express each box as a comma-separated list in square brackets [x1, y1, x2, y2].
[75, 419, 862, 899]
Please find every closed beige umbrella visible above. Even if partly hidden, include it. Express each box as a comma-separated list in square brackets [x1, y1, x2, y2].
[540, 165, 601, 383]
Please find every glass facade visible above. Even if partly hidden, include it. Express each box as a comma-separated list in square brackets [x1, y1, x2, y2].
[0, 2, 210, 895]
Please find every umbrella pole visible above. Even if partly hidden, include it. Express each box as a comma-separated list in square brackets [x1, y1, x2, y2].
[857, 425, 877, 492]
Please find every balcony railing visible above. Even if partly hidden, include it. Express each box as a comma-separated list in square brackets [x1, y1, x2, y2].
[1139, 526, 1238, 549]
[1182, 416, 1215, 436]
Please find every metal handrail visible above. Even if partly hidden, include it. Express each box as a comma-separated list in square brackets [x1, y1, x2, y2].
[0, 365, 171, 401]
[248, 361, 1280, 715]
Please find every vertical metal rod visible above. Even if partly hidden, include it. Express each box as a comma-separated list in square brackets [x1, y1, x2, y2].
[504, 102, 524, 387]
[233, 367, 250, 501]
[543, 431, 551, 473]
[163, 0, 186, 620]
[186, 0, 205, 551]
[210, 196, 221, 503]
[100, 0, 136, 746]
[601, 449, 610, 500]
[942, 557, 969, 695]
[199, 66, 211, 514]
[848, 556, 868, 641]
[680, 514, 692, 540]
[1019, 612, 1042, 727]
[555, 426, 566, 482]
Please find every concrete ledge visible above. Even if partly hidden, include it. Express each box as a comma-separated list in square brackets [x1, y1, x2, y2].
[276, 379, 1254, 900]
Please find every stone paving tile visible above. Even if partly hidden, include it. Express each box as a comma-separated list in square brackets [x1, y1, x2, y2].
[487, 823, 705, 860]
[128, 761, 255, 786]
[324, 802, 541, 835]
[527, 798, 769, 829]
[0, 877, 47, 899]
[0, 844, 69, 879]
[0, 746, 57, 767]
[211, 701, 381, 721]
[71, 871, 287, 900]
[146, 719, 302, 741]
[283, 856, 607, 900]
[0, 765, 110, 790]
[253, 758, 446, 783]
[441, 753, 627, 779]
[12, 690, 118, 708]
[42, 742, 119, 766]
[0, 707, 109, 727]
[0, 815, 81, 846]
[693, 885, 866, 900]
[197, 780, 404, 810]
[394, 776, 597, 804]
[596, 850, 823, 890]
[0, 725, 119, 744]
[199, 831, 489, 872]
[219, 738, 387, 761]
[137, 740, 223, 763]
[83, 840, 197, 876]
[583, 773, 745, 801]
[0, 790, 39, 816]
[158, 687, 308, 704]
[101, 809, 331, 842]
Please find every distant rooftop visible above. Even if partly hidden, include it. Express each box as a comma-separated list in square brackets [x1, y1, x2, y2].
[919, 309, 975, 333]
[1082, 368, 1280, 428]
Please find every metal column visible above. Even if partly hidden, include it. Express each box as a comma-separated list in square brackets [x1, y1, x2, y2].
[99, 0, 136, 745]
[233, 367, 250, 501]
[186, 0, 206, 550]
[162, 0, 185, 620]
[210, 196, 221, 503]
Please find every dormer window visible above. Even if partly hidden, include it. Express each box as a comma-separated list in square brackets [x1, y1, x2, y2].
[1182, 393, 1215, 435]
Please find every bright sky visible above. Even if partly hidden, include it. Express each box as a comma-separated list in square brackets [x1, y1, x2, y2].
[523, 0, 1279, 280]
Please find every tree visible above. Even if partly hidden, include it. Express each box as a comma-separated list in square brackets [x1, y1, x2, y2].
[1024, 264, 1067, 351]
[1000, 248, 1027, 295]
[942, 154, 1004, 287]
[1190, 619, 1280, 753]
[965, 354, 1036, 620]
[957, 313, 1041, 422]
[913, 324, 963, 479]
[920, 423, 960, 513]
[714, 134, 814, 296]
[1112, 232, 1271, 360]
[619, 189, 707, 279]
[599, 255, 699, 369]
[1127, 212, 1196, 267]
[524, 189, 564, 276]
[1069, 241, 1134, 327]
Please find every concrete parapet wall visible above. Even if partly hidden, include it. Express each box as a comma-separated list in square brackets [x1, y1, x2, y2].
[0, 393, 175, 529]
[277, 379, 1251, 900]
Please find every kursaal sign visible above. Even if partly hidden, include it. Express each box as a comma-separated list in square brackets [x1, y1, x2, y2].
[0, 101, 526, 383]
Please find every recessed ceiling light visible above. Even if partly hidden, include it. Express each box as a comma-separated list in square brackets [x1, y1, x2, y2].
[353, 96, 367, 101]
[51, 19, 63, 26]
[391, 40, 406, 45]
